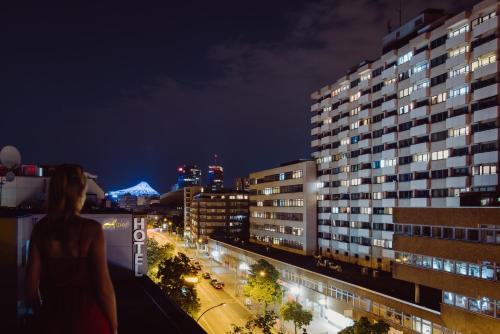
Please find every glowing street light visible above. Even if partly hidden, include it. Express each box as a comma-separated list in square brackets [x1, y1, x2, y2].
[259, 270, 266, 277]
[291, 286, 300, 296]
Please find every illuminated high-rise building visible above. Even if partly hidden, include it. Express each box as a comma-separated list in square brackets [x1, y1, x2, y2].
[207, 155, 224, 191]
[176, 164, 202, 189]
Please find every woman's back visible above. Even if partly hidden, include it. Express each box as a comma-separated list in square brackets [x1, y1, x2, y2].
[30, 216, 112, 334]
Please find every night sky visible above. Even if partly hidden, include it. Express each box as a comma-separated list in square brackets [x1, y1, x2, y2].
[2, 0, 474, 193]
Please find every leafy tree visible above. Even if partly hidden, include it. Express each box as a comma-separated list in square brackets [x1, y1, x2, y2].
[227, 311, 278, 334]
[280, 300, 313, 334]
[156, 252, 200, 317]
[147, 238, 174, 267]
[243, 259, 282, 312]
[338, 316, 390, 334]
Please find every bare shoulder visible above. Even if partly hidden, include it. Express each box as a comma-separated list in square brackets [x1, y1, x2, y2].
[78, 216, 104, 236]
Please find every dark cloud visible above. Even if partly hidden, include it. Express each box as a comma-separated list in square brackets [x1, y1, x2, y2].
[1, 0, 475, 192]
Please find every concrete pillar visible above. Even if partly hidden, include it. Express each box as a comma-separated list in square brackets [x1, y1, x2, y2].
[415, 284, 420, 304]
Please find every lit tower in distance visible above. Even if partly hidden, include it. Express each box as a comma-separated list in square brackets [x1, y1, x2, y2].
[176, 164, 202, 189]
[207, 154, 223, 191]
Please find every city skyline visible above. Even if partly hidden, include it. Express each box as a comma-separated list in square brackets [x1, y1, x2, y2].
[1, 1, 473, 192]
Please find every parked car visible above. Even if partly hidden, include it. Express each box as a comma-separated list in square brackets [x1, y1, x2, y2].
[210, 280, 223, 289]
[202, 272, 211, 279]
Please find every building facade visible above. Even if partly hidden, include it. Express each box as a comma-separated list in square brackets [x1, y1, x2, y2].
[311, 0, 500, 270]
[176, 164, 202, 189]
[392, 207, 500, 333]
[234, 177, 250, 192]
[183, 185, 202, 242]
[207, 163, 224, 191]
[190, 190, 249, 243]
[249, 160, 318, 255]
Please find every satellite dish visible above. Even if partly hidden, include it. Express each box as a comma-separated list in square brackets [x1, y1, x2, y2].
[0, 145, 21, 169]
[5, 171, 15, 182]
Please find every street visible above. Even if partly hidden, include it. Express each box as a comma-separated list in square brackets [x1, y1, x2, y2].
[148, 230, 253, 334]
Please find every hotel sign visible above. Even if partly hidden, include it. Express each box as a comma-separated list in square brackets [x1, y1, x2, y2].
[133, 217, 147, 277]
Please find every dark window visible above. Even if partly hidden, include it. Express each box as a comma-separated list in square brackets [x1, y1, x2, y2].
[430, 34, 447, 49]
[399, 173, 412, 182]
[350, 78, 360, 88]
[373, 129, 384, 138]
[372, 144, 384, 153]
[372, 98, 384, 108]
[431, 73, 447, 86]
[372, 82, 383, 92]
[430, 54, 447, 68]
[399, 138, 412, 148]
[399, 121, 412, 132]
[431, 111, 448, 123]
[399, 156, 412, 165]
[431, 130, 447, 142]
[372, 67, 383, 78]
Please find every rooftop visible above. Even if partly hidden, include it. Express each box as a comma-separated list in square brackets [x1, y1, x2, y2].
[212, 238, 441, 311]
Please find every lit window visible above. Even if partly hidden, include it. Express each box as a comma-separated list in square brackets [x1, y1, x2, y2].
[448, 24, 469, 38]
[399, 103, 413, 114]
[449, 64, 469, 78]
[431, 150, 449, 161]
[471, 52, 497, 71]
[398, 51, 413, 65]
[412, 153, 429, 162]
[472, 165, 497, 175]
[448, 85, 469, 98]
[448, 126, 469, 137]
[431, 92, 447, 104]
[448, 45, 469, 58]
[399, 86, 413, 98]
[349, 91, 361, 102]
[412, 62, 428, 74]
[350, 107, 360, 116]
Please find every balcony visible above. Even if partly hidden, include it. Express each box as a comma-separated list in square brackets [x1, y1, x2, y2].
[473, 16, 498, 38]
[445, 53, 470, 70]
[381, 181, 396, 192]
[473, 151, 498, 164]
[358, 93, 370, 105]
[445, 73, 470, 90]
[472, 83, 499, 101]
[381, 82, 396, 95]
[410, 142, 429, 155]
[372, 214, 393, 224]
[382, 115, 396, 127]
[410, 105, 429, 119]
[410, 179, 430, 189]
[446, 114, 469, 129]
[410, 50, 429, 65]
[409, 69, 429, 85]
[446, 31, 471, 50]
[410, 123, 429, 137]
[446, 135, 469, 149]
[381, 66, 396, 79]
[473, 106, 499, 123]
[358, 138, 371, 148]
[381, 132, 396, 143]
[473, 62, 498, 80]
[473, 174, 498, 187]
[410, 87, 429, 101]
[446, 155, 469, 168]
[381, 98, 396, 111]
[410, 161, 429, 172]
[381, 148, 396, 159]
[446, 175, 469, 188]
[410, 198, 429, 207]
[473, 128, 499, 144]
[472, 38, 498, 59]
[382, 198, 396, 207]
[446, 94, 469, 109]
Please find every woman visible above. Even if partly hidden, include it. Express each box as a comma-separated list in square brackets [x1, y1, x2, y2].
[25, 164, 118, 334]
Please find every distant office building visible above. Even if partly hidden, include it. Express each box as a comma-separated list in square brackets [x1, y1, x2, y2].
[107, 181, 160, 212]
[176, 165, 201, 189]
[234, 177, 250, 192]
[190, 190, 249, 243]
[249, 160, 317, 255]
[311, 0, 500, 270]
[183, 186, 202, 242]
[207, 156, 224, 191]
[393, 207, 500, 333]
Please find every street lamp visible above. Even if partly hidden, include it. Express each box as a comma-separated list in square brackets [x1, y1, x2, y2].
[259, 270, 266, 277]
[196, 303, 226, 322]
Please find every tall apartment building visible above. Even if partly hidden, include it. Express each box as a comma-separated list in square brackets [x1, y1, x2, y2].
[392, 207, 500, 333]
[249, 160, 317, 255]
[190, 190, 249, 243]
[311, 0, 499, 271]
[183, 185, 202, 242]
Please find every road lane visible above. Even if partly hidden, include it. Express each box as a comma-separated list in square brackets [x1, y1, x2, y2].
[148, 230, 253, 334]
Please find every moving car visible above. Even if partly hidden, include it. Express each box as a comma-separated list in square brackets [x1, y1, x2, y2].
[210, 280, 223, 289]
[202, 272, 211, 279]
